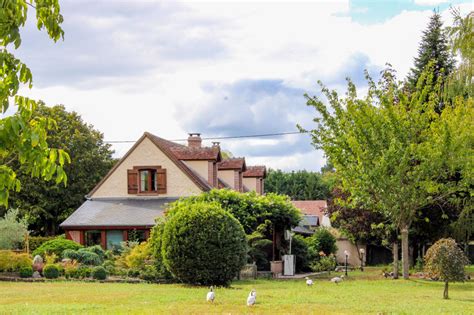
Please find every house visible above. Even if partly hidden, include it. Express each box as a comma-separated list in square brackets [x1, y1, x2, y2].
[291, 200, 366, 266]
[60, 132, 266, 249]
[291, 200, 331, 231]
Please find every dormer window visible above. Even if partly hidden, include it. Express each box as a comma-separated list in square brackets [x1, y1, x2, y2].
[128, 166, 166, 195]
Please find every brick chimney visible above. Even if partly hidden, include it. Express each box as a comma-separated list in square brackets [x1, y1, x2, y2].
[187, 133, 202, 148]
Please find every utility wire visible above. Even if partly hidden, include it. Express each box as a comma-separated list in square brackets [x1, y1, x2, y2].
[105, 131, 307, 144]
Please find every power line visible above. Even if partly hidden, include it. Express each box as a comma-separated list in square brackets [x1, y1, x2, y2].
[105, 131, 307, 144]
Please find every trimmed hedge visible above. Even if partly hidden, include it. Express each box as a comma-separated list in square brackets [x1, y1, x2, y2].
[161, 201, 247, 286]
[43, 264, 60, 279]
[92, 266, 107, 280]
[19, 266, 33, 278]
[32, 238, 82, 258]
[0, 250, 32, 272]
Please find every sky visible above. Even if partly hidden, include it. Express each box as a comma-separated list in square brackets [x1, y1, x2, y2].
[15, 0, 473, 171]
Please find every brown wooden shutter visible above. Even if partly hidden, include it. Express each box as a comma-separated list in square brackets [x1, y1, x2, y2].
[157, 168, 167, 194]
[127, 169, 138, 194]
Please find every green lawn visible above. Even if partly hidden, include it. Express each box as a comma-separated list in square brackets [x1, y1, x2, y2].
[0, 268, 472, 314]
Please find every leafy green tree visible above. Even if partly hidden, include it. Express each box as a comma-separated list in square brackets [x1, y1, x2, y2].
[444, 9, 474, 105]
[302, 63, 473, 279]
[407, 11, 455, 96]
[1, 0, 69, 207]
[2, 104, 115, 235]
[307, 228, 337, 256]
[265, 169, 330, 200]
[0, 208, 27, 249]
[424, 238, 469, 299]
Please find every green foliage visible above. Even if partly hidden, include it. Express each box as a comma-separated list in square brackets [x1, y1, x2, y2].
[424, 238, 469, 299]
[173, 189, 301, 234]
[0, 208, 27, 249]
[291, 235, 313, 272]
[161, 201, 247, 286]
[149, 219, 172, 279]
[19, 265, 33, 278]
[0, 0, 69, 208]
[139, 265, 159, 282]
[246, 222, 273, 270]
[32, 238, 82, 258]
[92, 266, 107, 280]
[303, 62, 473, 278]
[27, 235, 56, 252]
[307, 228, 337, 256]
[407, 12, 454, 94]
[124, 242, 151, 269]
[3, 104, 115, 235]
[311, 255, 336, 272]
[62, 247, 104, 266]
[265, 169, 331, 200]
[43, 264, 59, 279]
[0, 250, 32, 272]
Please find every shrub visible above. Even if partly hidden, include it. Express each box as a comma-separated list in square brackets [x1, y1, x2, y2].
[92, 266, 107, 280]
[0, 250, 32, 272]
[125, 242, 152, 268]
[307, 228, 338, 256]
[311, 255, 336, 272]
[160, 201, 247, 285]
[62, 247, 103, 265]
[27, 236, 57, 252]
[424, 238, 469, 299]
[19, 266, 33, 278]
[149, 219, 173, 279]
[139, 265, 159, 282]
[102, 260, 116, 275]
[32, 238, 82, 258]
[291, 235, 313, 272]
[0, 209, 28, 250]
[43, 264, 60, 279]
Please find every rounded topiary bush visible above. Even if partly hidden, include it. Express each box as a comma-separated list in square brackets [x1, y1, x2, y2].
[424, 238, 469, 299]
[43, 264, 60, 279]
[92, 266, 107, 280]
[19, 266, 33, 278]
[160, 201, 247, 286]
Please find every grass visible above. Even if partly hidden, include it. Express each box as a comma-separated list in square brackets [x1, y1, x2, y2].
[0, 267, 472, 314]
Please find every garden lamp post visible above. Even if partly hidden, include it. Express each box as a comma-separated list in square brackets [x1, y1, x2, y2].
[344, 250, 349, 276]
[359, 248, 365, 272]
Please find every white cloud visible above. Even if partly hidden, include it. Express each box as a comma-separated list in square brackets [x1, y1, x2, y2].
[14, 0, 472, 171]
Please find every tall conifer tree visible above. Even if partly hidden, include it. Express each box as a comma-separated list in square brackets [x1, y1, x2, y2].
[407, 12, 455, 91]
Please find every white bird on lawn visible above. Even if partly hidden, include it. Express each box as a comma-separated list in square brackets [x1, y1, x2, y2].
[305, 277, 313, 286]
[206, 286, 215, 303]
[331, 275, 344, 284]
[247, 289, 256, 306]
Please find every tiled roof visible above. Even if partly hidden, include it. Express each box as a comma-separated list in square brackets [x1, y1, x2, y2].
[218, 158, 246, 171]
[146, 133, 213, 191]
[147, 133, 220, 161]
[291, 200, 327, 217]
[243, 165, 266, 178]
[60, 198, 176, 227]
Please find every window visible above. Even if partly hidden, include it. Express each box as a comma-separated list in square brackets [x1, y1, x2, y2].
[85, 230, 102, 247]
[140, 169, 157, 192]
[127, 229, 146, 243]
[127, 166, 166, 194]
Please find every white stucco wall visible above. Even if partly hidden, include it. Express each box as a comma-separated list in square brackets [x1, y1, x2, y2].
[91, 137, 203, 198]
